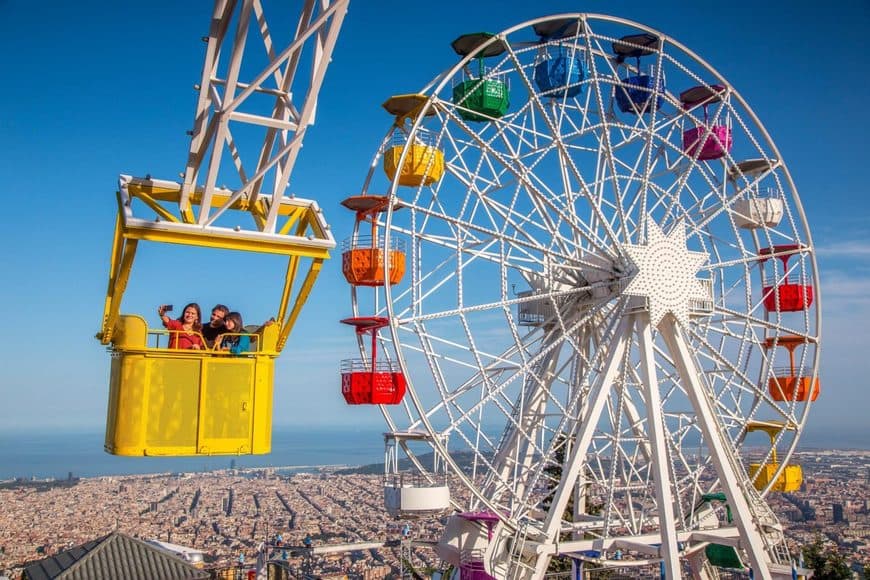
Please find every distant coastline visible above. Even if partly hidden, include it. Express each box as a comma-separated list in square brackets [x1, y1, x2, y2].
[0, 425, 385, 480]
[0, 424, 867, 481]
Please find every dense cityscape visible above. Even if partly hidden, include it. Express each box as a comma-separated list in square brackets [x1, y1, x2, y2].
[1, 448, 867, 579]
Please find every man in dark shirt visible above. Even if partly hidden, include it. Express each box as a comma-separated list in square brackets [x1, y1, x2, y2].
[201, 304, 229, 348]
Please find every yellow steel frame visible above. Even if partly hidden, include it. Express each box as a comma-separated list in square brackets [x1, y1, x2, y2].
[98, 176, 333, 350]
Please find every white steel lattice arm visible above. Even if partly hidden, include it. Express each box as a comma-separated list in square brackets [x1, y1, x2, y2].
[179, 0, 349, 230]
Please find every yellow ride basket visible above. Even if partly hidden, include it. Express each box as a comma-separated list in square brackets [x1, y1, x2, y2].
[98, 175, 333, 456]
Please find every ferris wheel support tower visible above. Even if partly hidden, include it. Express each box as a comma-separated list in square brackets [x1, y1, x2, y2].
[179, 0, 349, 230]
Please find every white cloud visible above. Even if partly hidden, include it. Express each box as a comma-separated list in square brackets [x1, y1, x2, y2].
[820, 271, 870, 306]
[816, 240, 870, 258]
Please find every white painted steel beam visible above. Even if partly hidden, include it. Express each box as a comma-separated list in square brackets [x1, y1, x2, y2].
[637, 314, 682, 578]
[177, 0, 349, 232]
[661, 319, 773, 580]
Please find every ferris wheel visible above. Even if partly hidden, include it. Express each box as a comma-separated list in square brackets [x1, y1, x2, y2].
[340, 14, 819, 580]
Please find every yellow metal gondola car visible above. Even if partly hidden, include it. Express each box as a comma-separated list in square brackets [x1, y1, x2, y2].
[746, 421, 803, 493]
[98, 175, 334, 457]
[381, 94, 445, 187]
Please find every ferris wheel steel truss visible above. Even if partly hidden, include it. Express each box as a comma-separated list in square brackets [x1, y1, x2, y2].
[180, 0, 349, 231]
[100, 0, 346, 348]
[350, 13, 820, 580]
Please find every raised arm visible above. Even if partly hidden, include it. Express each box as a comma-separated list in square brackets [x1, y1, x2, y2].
[158, 305, 172, 327]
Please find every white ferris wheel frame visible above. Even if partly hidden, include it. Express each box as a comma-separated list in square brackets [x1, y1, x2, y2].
[349, 13, 820, 580]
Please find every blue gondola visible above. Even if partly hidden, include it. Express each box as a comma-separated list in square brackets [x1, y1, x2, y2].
[532, 18, 586, 99]
[612, 33, 665, 115]
[615, 72, 664, 114]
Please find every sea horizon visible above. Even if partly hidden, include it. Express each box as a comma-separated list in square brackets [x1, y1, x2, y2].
[0, 424, 387, 481]
[0, 423, 867, 481]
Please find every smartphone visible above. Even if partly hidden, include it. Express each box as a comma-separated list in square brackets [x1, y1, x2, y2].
[165, 304, 174, 312]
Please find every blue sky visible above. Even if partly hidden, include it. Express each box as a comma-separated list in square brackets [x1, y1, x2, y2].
[1, 1, 867, 447]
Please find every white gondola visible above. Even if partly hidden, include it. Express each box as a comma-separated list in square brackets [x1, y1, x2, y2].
[729, 158, 785, 229]
[383, 431, 451, 519]
[733, 192, 785, 229]
[516, 290, 556, 326]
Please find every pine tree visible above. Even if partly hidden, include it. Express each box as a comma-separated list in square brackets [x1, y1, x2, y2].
[802, 535, 853, 580]
[542, 434, 606, 576]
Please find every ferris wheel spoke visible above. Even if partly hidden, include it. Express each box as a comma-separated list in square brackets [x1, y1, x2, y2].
[714, 303, 817, 341]
[408, 337, 538, 431]
[479, 191, 592, 257]
[678, 179, 729, 230]
[511, 39, 628, 253]
[438, 108, 613, 259]
[543, 42, 589, 248]
[423, 299, 625, 443]
[684, 324, 801, 425]
[398, 202, 619, 301]
[590, 147, 646, 233]
[407, 321, 463, 430]
[439, 104, 542, 199]
[399, 277, 610, 326]
[416, 205, 559, 269]
[690, 178, 762, 234]
[592, 30, 667, 246]
[415, 305, 611, 412]
[397, 213, 560, 278]
[700, 251, 767, 273]
[644, 130, 721, 226]
[408, 183, 468, 253]
[633, 46, 672, 246]
[451, 159, 568, 250]
[658, 173, 721, 236]
[440, 98, 579, 246]
[585, 35, 650, 245]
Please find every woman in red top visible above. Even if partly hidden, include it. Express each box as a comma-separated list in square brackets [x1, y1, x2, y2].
[158, 303, 204, 350]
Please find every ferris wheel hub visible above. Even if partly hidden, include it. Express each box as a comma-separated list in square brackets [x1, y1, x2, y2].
[621, 219, 709, 328]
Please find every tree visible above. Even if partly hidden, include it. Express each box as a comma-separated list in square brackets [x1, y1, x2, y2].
[542, 434, 606, 576]
[542, 434, 575, 574]
[802, 535, 852, 580]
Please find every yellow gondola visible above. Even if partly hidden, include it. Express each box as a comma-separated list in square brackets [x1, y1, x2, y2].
[97, 176, 334, 457]
[381, 94, 445, 187]
[746, 420, 803, 492]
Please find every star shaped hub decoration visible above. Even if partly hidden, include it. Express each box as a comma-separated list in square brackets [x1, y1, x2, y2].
[621, 219, 709, 328]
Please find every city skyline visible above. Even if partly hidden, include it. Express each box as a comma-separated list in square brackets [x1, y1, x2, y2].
[2, 447, 868, 577]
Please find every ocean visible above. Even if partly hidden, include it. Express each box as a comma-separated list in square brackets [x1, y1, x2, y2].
[0, 424, 865, 481]
[0, 426, 386, 480]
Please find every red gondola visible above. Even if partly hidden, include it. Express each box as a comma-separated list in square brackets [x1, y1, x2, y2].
[759, 245, 813, 312]
[339, 317, 405, 405]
